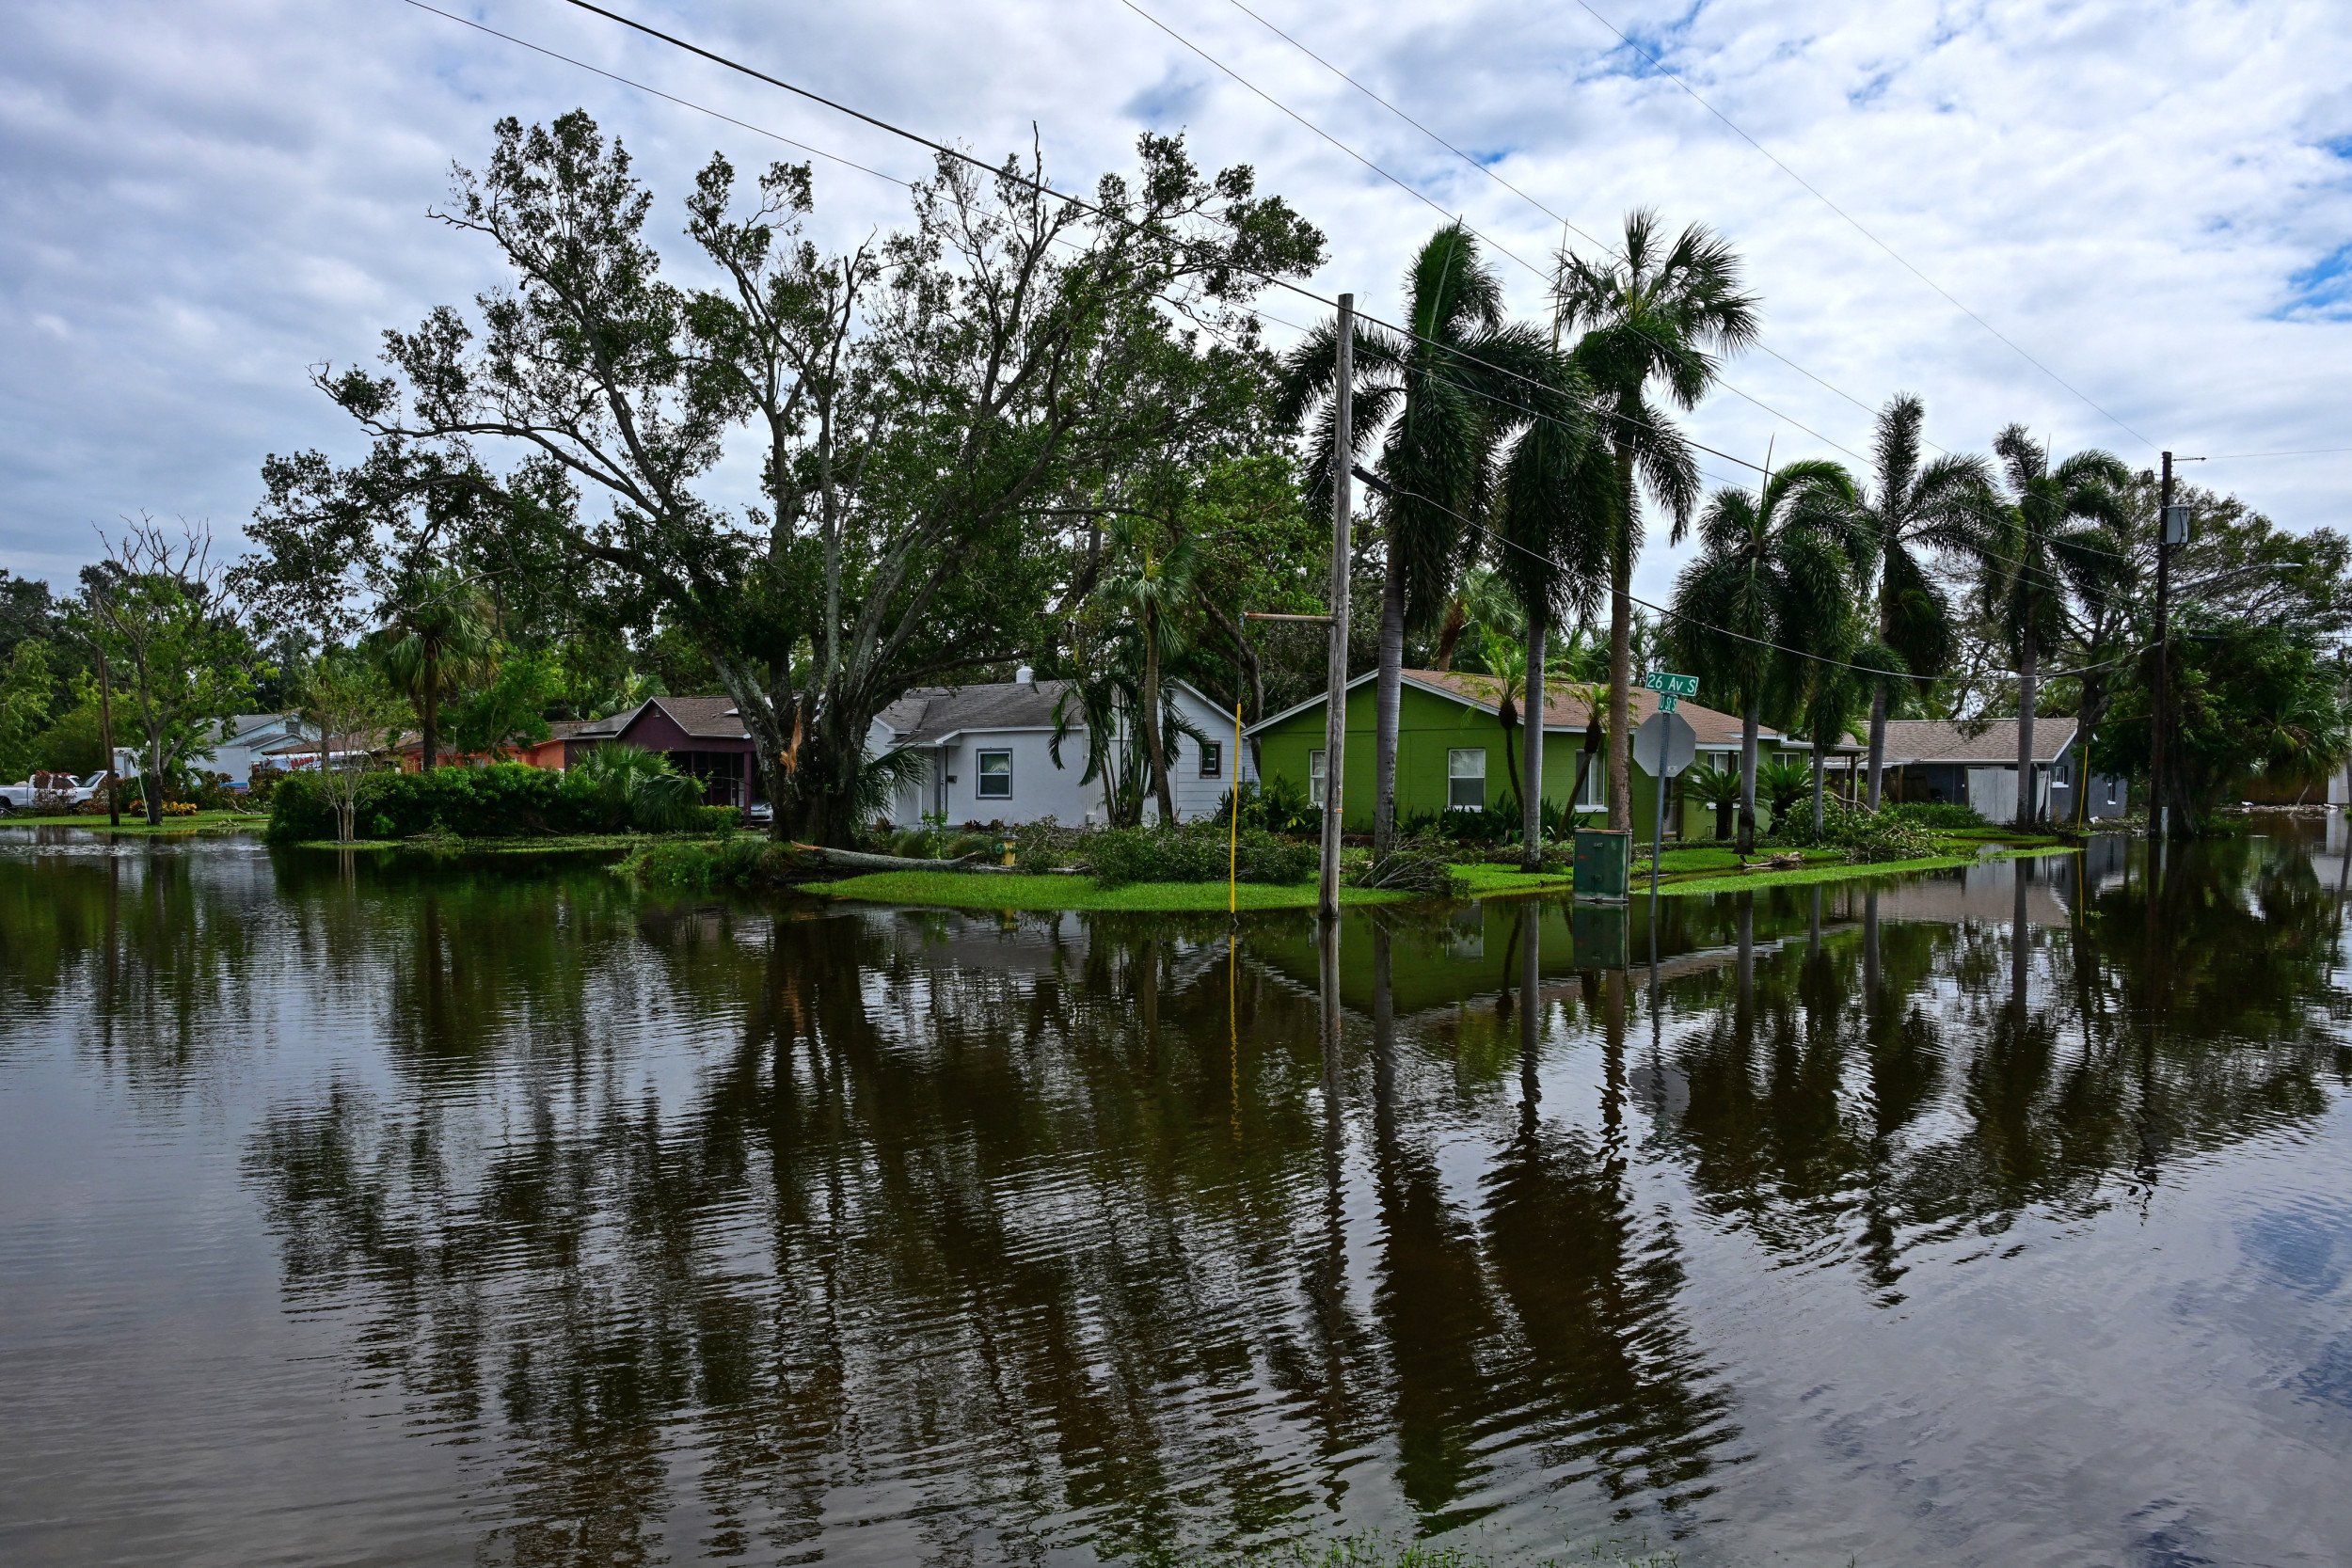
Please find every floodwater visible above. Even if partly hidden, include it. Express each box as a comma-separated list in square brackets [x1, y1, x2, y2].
[1, 829, 2348, 1568]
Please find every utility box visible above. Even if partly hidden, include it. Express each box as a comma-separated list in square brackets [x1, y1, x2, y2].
[1573, 828, 1631, 902]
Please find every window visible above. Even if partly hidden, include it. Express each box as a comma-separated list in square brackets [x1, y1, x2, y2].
[1308, 749, 1327, 807]
[1576, 756, 1607, 810]
[2106, 777, 2119, 805]
[1448, 748, 1486, 811]
[976, 750, 1012, 799]
[1200, 740, 1222, 779]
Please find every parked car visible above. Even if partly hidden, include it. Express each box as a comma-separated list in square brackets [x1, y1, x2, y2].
[0, 771, 112, 816]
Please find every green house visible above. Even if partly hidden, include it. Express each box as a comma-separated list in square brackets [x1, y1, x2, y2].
[1247, 668, 1822, 839]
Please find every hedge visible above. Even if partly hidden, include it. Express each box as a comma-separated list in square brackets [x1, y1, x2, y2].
[266, 763, 740, 842]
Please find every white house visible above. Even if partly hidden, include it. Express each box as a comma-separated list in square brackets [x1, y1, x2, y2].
[191, 713, 310, 786]
[866, 669, 1255, 828]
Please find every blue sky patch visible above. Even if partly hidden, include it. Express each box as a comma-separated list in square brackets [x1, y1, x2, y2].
[2280, 243, 2352, 319]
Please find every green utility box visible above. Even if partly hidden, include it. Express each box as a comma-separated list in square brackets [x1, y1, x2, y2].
[1571, 902, 1629, 971]
[1573, 828, 1631, 902]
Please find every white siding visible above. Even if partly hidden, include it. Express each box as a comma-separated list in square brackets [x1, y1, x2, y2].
[866, 684, 1256, 829]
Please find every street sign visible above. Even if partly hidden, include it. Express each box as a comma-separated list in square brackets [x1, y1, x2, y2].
[1642, 671, 1699, 698]
[1631, 709, 1698, 778]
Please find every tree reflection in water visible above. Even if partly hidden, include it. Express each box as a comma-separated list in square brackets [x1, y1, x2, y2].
[8, 831, 2344, 1564]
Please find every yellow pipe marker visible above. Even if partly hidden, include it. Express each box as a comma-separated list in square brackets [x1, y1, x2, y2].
[1229, 698, 1242, 915]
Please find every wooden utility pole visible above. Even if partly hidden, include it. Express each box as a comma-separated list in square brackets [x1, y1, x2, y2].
[94, 627, 121, 829]
[1318, 293, 1355, 918]
[2151, 450, 2173, 840]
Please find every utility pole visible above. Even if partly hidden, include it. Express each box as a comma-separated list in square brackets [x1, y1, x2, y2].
[2151, 450, 2173, 840]
[93, 613, 121, 830]
[1318, 293, 1355, 918]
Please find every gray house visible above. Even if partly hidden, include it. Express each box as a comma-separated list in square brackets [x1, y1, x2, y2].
[1867, 718, 2127, 821]
[867, 670, 1252, 828]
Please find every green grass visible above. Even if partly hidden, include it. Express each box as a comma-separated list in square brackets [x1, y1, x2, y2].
[1654, 842, 2078, 897]
[0, 809, 262, 834]
[800, 869, 1418, 911]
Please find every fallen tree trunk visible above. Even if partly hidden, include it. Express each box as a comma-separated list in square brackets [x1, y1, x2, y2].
[791, 843, 1034, 875]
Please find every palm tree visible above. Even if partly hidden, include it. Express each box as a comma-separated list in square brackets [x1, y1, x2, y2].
[1100, 518, 1200, 824]
[1668, 460, 1862, 854]
[1555, 211, 1759, 833]
[1279, 223, 1604, 855]
[1981, 428, 2130, 829]
[374, 567, 495, 772]
[1854, 395, 1996, 807]
[1487, 356, 1615, 869]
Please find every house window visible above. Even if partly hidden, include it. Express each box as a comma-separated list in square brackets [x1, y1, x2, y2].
[1309, 749, 1327, 807]
[976, 750, 1012, 799]
[1448, 748, 1486, 811]
[2106, 777, 2119, 805]
[1577, 756, 1607, 810]
[1200, 740, 1222, 779]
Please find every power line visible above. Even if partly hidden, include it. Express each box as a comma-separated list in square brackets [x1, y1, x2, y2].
[1109, 0, 1876, 467]
[2195, 448, 2352, 462]
[415, 0, 2097, 611]
[528, 0, 1798, 481]
[1212, 0, 1902, 434]
[1563, 0, 2157, 451]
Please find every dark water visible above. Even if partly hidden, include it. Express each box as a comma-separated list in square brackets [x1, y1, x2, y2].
[2, 829, 2349, 1567]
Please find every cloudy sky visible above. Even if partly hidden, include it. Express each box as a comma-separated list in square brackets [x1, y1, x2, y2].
[4, 0, 2349, 608]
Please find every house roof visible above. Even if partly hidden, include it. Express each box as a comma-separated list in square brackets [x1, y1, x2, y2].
[1247, 668, 1841, 753]
[1877, 717, 2076, 767]
[874, 678, 1073, 746]
[572, 696, 753, 743]
[220, 712, 296, 741]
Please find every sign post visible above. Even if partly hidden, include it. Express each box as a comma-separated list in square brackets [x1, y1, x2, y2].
[1632, 677, 1700, 899]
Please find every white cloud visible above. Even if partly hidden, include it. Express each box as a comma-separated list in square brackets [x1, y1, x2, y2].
[1, 0, 2347, 609]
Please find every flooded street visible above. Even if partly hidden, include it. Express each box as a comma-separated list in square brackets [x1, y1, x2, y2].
[2, 831, 2348, 1566]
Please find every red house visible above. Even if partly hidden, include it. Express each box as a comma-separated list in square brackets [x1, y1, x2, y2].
[564, 697, 760, 808]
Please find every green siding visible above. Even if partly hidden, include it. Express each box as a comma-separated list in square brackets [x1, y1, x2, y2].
[1253, 677, 1812, 842]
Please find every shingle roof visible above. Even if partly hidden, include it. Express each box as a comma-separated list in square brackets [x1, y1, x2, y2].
[876, 679, 1070, 746]
[571, 697, 752, 742]
[1879, 717, 2076, 766]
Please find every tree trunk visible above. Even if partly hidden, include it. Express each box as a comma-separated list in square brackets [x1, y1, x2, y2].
[2015, 630, 2038, 830]
[421, 643, 440, 774]
[1810, 742, 1827, 837]
[1521, 603, 1546, 871]
[1865, 683, 1888, 811]
[1737, 690, 1761, 857]
[1866, 564, 1895, 810]
[1141, 621, 1176, 825]
[1374, 543, 1406, 856]
[1498, 697, 1519, 819]
[1606, 539, 1633, 832]
[145, 732, 166, 827]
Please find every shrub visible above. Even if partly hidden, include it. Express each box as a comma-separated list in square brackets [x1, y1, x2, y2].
[627, 835, 802, 890]
[1807, 798, 1941, 863]
[1351, 833, 1469, 897]
[246, 763, 287, 808]
[1227, 774, 1318, 836]
[1398, 805, 1520, 846]
[1883, 800, 1985, 831]
[1089, 822, 1314, 887]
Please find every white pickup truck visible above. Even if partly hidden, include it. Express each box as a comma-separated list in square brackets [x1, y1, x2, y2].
[0, 772, 112, 816]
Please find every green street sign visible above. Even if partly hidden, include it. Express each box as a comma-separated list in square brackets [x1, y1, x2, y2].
[1659, 692, 1678, 712]
[1643, 671, 1699, 698]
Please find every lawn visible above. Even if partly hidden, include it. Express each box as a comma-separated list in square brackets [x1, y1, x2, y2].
[803, 839, 2082, 912]
[286, 833, 649, 854]
[797, 869, 1420, 912]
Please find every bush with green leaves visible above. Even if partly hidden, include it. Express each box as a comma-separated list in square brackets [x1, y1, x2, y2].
[565, 744, 706, 832]
[1226, 774, 1317, 836]
[1087, 822, 1316, 887]
[266, 752, 730, 842]
[1883, 800, 1985, 830]
[1804, 798, 1942, 863]
[1756, 757, 1813, 822]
